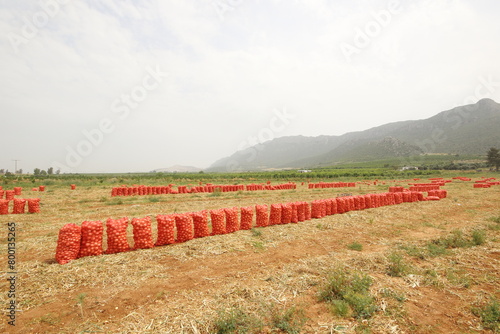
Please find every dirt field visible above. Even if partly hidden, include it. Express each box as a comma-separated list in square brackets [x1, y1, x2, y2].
[1, 176, 499, 333]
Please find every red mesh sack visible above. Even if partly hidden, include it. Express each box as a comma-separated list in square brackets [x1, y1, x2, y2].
[416, 192, 424, 201]
[305, 202, 312, 220]
[353, 196, 360, 210]
[269, 204, 282, 225]
[281, 203, 292, 224]
[211, 209, 226, 235]
[175, 214, 194, 243]
[325, 199, 332, 216]
[105, 217, 130, 254]
[363, 195, 372, 208]
[336, 198, 346, 214]
[394, 193, 403, 205]
[12, 198, 26, 214]
[39, 185, 45, 192]
[13, 187, 22, 196]
[255, 205, 269, 227]
[320, 200, 327, 217]
[224, 207, 240, 233]
[5, 190, 15, 200]
[0, 190, 3, 198]
[346, 197, 355, 211]
[27, 198, 41, 213]
[240, 206, 254, 230]
[0, 199, 9, 215]
[297, 202, 306, 222]
[359, 196, 367, 210]
[191, 211, 210, 238]
[291, 203, 299, 223]
[330, 198, 338, 214]
[55, 223, 81, 264]
[70, 184, 76, 190]
[78, 220, 104, 258]
[311, 200, 322, 219]
[156, 214, 176, 246]
[131, 217, 154, 249]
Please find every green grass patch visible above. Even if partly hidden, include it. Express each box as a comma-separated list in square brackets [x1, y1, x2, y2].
[211, 305, 306, 334]
[147, 196, 160, 203]
[487, 216, 500, 231]
[270, 306, 307, 334]
[347, 242, 363, 251]
[472, 229, 487, 245]
[318, 267, 376, 319]
[250, 228, 262, 237]
[252, 241, 265, 251]
[212, 308, 263, 334]
[386, 252, 413, 277]
[105, 198, 123, 206]
[472, 299, 500, 332]
[380, 288, 406, 302]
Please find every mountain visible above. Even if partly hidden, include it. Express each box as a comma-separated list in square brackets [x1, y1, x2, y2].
[153, 165, 202, 173]
[207, 99, 500, 171]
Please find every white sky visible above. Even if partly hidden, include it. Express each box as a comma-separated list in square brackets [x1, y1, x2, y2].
[1, 0, 500, 173]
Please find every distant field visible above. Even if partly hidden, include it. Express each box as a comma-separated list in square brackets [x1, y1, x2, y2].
[1, 170, 499, 333]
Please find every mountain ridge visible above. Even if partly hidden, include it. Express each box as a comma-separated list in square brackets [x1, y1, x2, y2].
[207, 99, 500, 172]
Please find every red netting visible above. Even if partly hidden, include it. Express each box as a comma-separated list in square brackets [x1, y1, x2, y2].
[131, 217, 154, 249]
[55, 224, 81, 264]
[78, 220, 104, 257]
[105, 217, 130, 254]
[156, 214, 176, 246]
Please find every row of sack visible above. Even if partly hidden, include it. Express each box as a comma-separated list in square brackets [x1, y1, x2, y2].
[0, 198, 41, 214]
[111, 182, 297, 196]
[55, 190, 445, 264]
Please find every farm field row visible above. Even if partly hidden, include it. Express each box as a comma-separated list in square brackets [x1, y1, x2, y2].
[0, 172, 499, 333]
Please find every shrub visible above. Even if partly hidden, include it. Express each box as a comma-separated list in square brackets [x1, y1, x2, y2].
[472, 299, 500, 332]
[318, 268, 376, 319]
[472, 229, 487, 246]
[348, 242, 363, 251]
[435, 229, 469, 248]
[270, 306, 307, 334]
[212, 308, 262, 334]
[426, 243, 448, 257]
[386, 252, 412, 277]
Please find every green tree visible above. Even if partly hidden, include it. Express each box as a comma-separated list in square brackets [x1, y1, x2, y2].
[48, 167, 54, 175]
[487, 147, 500, 171]
[34, 168, 41, 176]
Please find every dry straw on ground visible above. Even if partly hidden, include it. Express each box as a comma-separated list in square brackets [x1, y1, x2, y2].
[0, 177, 499, 333]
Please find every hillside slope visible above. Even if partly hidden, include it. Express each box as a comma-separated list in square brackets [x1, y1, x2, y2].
[207, 99, 500, 171]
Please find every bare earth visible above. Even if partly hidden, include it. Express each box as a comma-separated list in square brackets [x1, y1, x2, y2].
[1, 177, 499, 333]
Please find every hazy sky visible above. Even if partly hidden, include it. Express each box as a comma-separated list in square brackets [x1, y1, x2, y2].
[1, 0, 500, 173]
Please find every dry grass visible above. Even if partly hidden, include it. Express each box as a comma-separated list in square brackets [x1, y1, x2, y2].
[0, 176, 499, 333]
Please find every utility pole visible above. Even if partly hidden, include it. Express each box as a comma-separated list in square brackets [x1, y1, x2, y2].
[12, 160, 20, 174]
